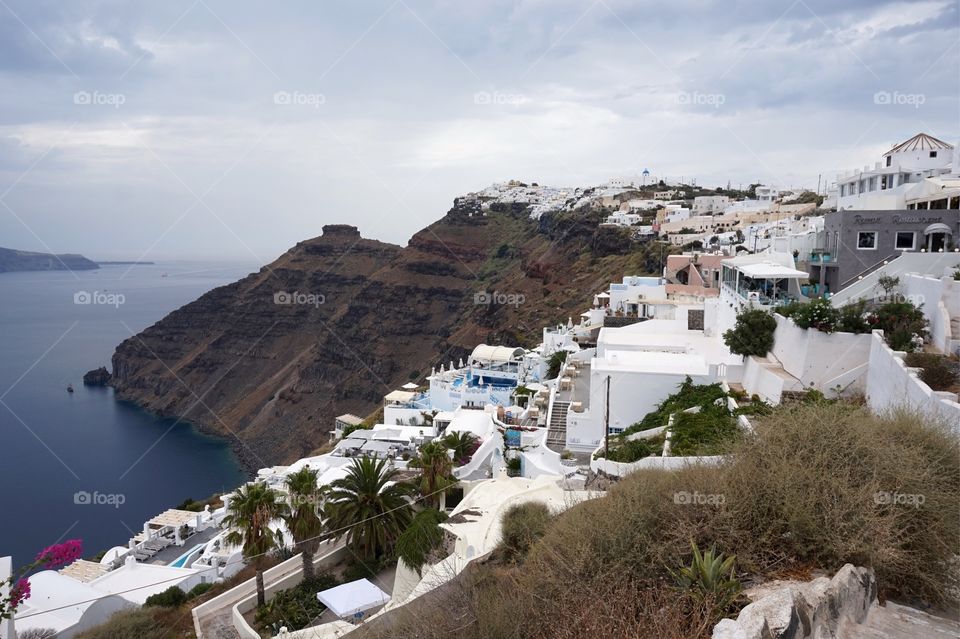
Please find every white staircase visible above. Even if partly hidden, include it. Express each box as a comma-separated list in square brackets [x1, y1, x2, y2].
[546, 401, 570, 451]
[830, 252, 957, 306]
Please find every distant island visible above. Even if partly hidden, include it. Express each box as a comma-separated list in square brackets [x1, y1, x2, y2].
[96, 261, 155, 265]
[0, 246, 99, 273]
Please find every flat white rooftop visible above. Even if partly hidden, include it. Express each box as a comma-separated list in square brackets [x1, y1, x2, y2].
[593, 350, 711, 376]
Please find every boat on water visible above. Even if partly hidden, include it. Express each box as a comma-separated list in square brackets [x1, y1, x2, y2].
[66, 384, 74, 393]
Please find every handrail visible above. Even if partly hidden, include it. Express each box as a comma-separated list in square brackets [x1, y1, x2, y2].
[839, 254, 900, 289]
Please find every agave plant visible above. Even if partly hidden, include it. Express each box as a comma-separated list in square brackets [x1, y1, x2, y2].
[671, 540, 742, 613]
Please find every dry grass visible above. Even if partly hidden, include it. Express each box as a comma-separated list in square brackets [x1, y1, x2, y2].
[294, 404, 960, 639]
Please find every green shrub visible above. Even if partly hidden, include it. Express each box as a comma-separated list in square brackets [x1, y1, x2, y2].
[598, 436, 663, 463]
[396, 509, 448, 572]
[670, 541, 742, 616]
[723, 308, 776, 356]
[836, 300, 871, 334]
[669, 409, 739, 456]
[630, 378, 728, 432]
[782, 297, 839, 332]
[186, 581, 214, 599]
[143, 585, 187, 607]
[872, 301, 927, 351]
[903, 352, 958, 391]
[499, 502, 552, 562]
[255, 573, 339, 633]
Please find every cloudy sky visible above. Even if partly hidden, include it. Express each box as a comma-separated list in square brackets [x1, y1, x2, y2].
[0, 0, 957, 261]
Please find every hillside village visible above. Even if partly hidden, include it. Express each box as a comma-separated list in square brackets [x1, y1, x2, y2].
[4, 133, 959, 639]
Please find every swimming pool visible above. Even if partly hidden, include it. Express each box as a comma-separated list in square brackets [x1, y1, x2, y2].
[169, 542, 206, 568]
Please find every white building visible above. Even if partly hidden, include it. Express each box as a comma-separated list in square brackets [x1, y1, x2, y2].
[834, 133, 955, 211]
[563, 303, 740, 451]
[426, 345, 527, 412]
[693, 195, 730, 214]
[603, 211, 643, 226]
[755, 185, 781, 202]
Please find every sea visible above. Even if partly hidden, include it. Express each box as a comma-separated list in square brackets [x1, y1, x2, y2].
[0, 261, 258, 568]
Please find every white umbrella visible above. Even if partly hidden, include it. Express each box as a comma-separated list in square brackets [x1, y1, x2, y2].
[401, 382, 419, 390]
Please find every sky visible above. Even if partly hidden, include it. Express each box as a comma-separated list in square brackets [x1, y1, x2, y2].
[0, 0, 957, 261]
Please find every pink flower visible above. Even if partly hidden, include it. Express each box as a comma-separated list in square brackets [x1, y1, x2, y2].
[35, 539, 83, 568]
[10, 579, 30, 607]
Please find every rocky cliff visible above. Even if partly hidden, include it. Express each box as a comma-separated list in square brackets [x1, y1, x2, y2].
[110, 204, 668, 469]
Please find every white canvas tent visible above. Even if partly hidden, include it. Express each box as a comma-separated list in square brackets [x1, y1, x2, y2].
[317, 578, 390, 618]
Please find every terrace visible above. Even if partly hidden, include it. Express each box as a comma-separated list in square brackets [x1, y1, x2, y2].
[721, 256, 807, 307]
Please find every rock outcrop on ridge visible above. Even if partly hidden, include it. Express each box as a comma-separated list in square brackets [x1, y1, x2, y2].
[110, 203, 667, 469]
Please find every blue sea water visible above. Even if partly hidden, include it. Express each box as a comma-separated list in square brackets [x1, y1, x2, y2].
[0, 261, 257, 568]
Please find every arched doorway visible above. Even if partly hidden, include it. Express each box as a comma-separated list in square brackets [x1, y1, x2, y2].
[924, 223, 953, 252]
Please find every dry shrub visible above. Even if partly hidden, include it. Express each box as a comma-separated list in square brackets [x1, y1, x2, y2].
[357, 404, 959, 638]
[498, 501, 552, 562]
[723, 404, 960, 604]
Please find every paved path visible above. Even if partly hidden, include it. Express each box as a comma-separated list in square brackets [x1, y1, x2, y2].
[204, 612, 241, 639]
[843, 602, 959, 639]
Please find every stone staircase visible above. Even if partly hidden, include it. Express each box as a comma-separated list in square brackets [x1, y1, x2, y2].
[546, 401, 570, 452]
[843, 602, 960, 639]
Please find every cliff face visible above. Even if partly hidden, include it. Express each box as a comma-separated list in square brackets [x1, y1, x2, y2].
[0, 247, 99, 272]
[110, 205, 665, 469]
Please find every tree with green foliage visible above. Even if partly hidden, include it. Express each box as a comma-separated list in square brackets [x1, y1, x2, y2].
[723, 308, 777, 357]
[443, 431, 480, 464]
[324, 457, 415, 560]
[547, 350, 568, 379]
[409, 441, 457, 509]
[396, 509, 448, 574]
[284, 467, 326, 582]
[223, 482, 289, 607]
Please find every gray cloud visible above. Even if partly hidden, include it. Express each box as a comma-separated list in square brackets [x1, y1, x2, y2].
[0, 0, 956, 260]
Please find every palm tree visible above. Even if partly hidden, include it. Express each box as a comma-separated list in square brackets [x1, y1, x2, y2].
[324, 457, 415, 560]
[223, 482, 288, 607]
[442, 431, 480, 464]
[410, 441, 457, 509]
[284, 467, 326, 582]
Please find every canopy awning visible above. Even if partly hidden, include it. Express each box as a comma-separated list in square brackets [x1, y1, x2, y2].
[736, 263, 808, 279]
[470, 344, 524, 363]
[384, 390, 415, 403]
[924, 222, 952, 235]
[317, 578, 390, 618]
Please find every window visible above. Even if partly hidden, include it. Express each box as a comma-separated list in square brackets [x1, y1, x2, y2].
[857, 231, 878, 249]
[886, 156, 892, 167]
[930, 151, 937, 158]
[895, 231, 915, 250]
